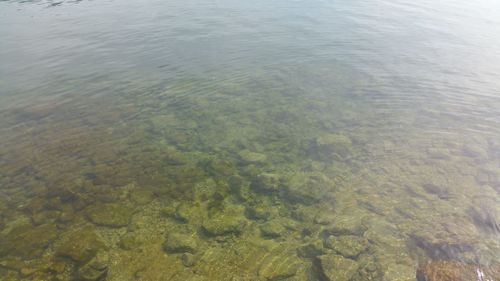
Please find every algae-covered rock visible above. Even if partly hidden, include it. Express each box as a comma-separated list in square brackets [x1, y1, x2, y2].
[324, 215, 367, 236]
[260, 220, 286, 238]
[284, 172, 334, 205]
[324, 235, 368, 259]
[318, 254, 359, 281]
[119, 232, 142, 250]
[238, 150, 267, 164]
[314, 133, 353, 160]
[76, 250, 109, 281]
[181, 253, 197, 267]
[0, 223, 58, 259]
[85, 203, 133, 227]
[174, 203, 195, 223]
[202, 213, 247, 236]
[129, 189, 155, 205]
[257, 251, 301, 280]
[163, 233, 198, 253]
[382, 263, 417, 281]
[409, 215, 480, 259]
[246, 205, 271, 220]
[251, 173, 282, 193]
[55, 227, 107, 264]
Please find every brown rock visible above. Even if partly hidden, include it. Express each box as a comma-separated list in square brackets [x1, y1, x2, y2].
[417, 260, 500, 281]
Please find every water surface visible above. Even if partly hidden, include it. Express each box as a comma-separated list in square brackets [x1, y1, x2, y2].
[0, 0, 499, 280]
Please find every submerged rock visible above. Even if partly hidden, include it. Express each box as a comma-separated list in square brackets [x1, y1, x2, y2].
[181, 253, 197, 267]
[238, 150, 267, 164]
[324, 215, 367, 236]
[314, 133, 353, 161]
[284, 172, 334, 205]
[324, 235, 368, 259]
[76, 250, 109, 281]
[55, 227, 107, 264]
[318, 254, 359, 281]
[251, 173, 282, 193]
[260, 220, 286, 238]
[246, 205, 271, 220]
[416, 260, 500, 281]
[85, 203, 133, 227]
[163, 233, 198, 253]
[202, 213, 247, 236]
[0, 223, 58, 259]
[258, 251, 302, 280]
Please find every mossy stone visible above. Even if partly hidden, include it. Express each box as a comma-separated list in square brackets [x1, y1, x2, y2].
[260, 220, 285, 238]
[85, 203, 133, 227]
[76, 250, 109, 281]
[324, 235, 368, 259]
[318, 254, 358, 281]
[0, 223, 58, 259]
[238, 150, 267, 164]
[55, 227, 107, 264]
[251, 173, 282, 193]
[202, 214, 247, 236]
[163, 233, 198, 253]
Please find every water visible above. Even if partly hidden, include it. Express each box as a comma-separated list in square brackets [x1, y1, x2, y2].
[0, 0, 499, 280]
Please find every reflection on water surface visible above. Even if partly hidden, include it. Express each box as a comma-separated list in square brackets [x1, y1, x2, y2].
[0, 0, 499, 280]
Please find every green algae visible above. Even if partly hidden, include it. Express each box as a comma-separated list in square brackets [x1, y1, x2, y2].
[0, 62, 499, 281]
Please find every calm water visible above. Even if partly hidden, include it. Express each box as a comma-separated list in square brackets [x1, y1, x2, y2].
[0, 0, 499, 280]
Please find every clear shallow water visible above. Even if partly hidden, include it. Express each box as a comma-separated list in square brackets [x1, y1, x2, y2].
[0, 0, 499, 280]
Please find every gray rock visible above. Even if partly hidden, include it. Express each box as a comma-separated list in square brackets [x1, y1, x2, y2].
[318, 254, 359, 281]
[163, 233, 198, 253]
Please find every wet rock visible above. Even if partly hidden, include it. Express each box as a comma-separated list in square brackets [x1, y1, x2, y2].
[31, 210, 61, 225]
[324, 215, 367, 236]
[119, 232, 142, 250]
[238, 150, 267, 164]
[55, 227, 107, 264]
[0, 223, 58, 259]
[260, 220, 286, 238]
[416, 260, 500, 281]
[246, 205, 271, 220]
[383, 264, 416, 281]
[258, 251, 301, 280]
[76, 250, 108, 281]
[181, 253, 197, 267]
[352, 257, 383, 281]
[163, 233, 198, 253]
[251, 173, 283, 194]
[297, 239, 325, 258]
[422, 183, 452, 200]
[318, 254, 359, 281]
[314, 133, 353, 160]
[202, 213, 247, 236]
[284, 172, 333, 205]
[410, 215, 479, 259]
[174, 203, 194, 223]
[203, 158, 235, 177]
[324, 235, 368, 259]
[468, 198, 500, 233]
[129, 189, 155, 205]
[85, 203, 133, 227]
